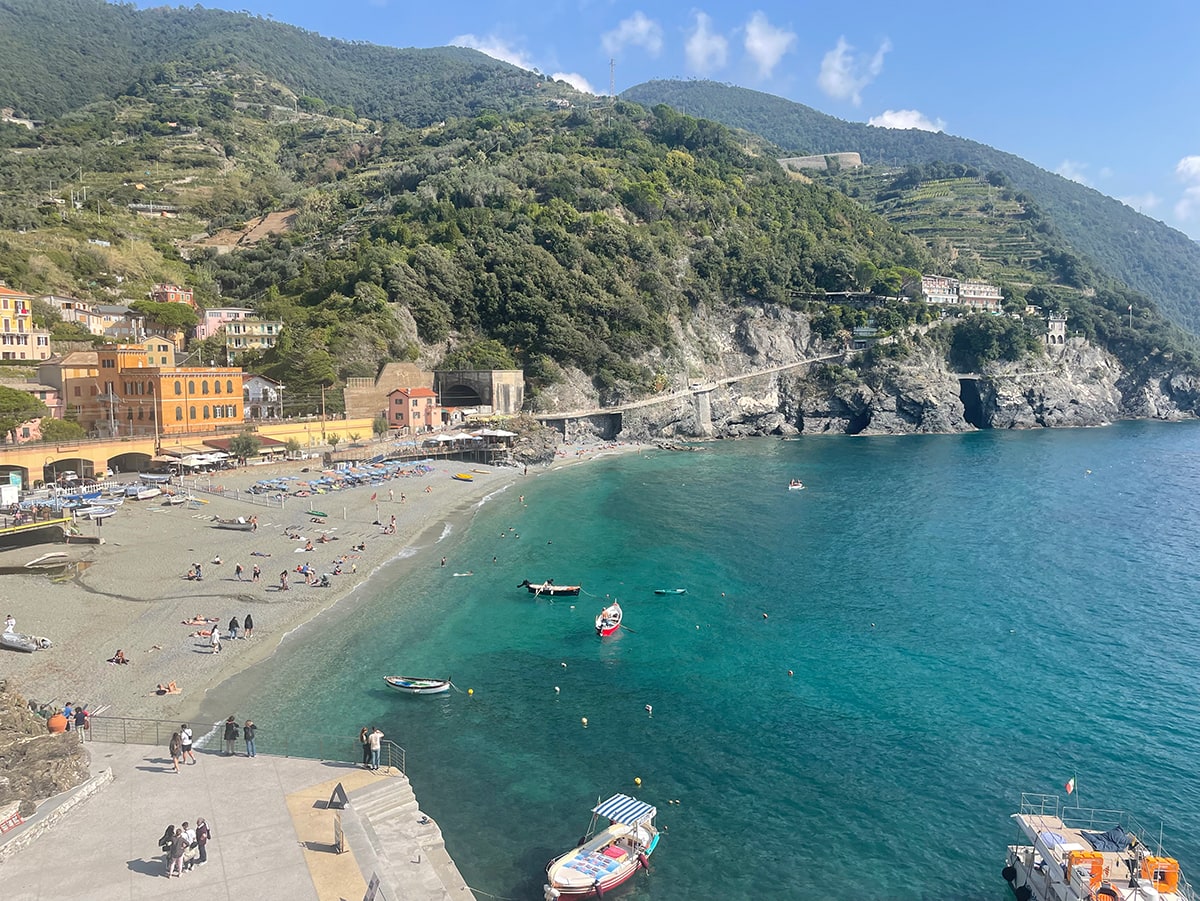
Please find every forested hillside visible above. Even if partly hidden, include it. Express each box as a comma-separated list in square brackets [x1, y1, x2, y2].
[0, 0, 579, 124]
[623, 80, 1200, 336]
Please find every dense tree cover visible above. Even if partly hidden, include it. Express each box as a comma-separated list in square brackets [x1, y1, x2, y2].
[39, 418, 86, 441]
[195, 103, 929, 400]
[623, 80, 1200, 336]
[0, 0, 578, 124]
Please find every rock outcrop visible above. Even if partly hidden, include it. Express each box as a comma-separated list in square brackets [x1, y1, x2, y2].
[0, 682, 90, 817]
[529, 304, 1200, 441]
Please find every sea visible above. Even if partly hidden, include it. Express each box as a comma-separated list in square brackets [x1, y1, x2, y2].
[208, 421, 1200, 901]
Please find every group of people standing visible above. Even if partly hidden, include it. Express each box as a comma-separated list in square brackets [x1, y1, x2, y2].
[359, 725, 385, 770]
[208, 614, 254, 653]
[159, 818, 211, 876]
[167, 718, 257, 771]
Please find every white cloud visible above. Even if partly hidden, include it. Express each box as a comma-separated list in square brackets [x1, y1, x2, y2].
[1118, 192, 1161, 214]
[744, 11, 796, 79]
[867, 109, 945, 132]
[817, 36, 891, 106]
[450, 34, 536, 71]
[1055, 160, 1091, 186]
[553, 72, 596, 94]
[685, 11, 728, 74]
[1177, 155, 1200, 183]
[601, 12, 663, 57]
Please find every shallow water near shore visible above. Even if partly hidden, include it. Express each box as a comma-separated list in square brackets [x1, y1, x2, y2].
[215, 423, 1200, 900]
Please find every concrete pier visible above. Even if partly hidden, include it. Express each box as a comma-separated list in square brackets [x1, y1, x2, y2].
[1, 741, 472, 901]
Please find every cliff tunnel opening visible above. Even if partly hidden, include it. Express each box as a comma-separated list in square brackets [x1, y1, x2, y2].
[845, 408, 871, 435]
[959, 378, 987, 429]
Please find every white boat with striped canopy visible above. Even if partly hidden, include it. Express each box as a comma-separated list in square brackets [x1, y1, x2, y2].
[544, 794, 660, 899]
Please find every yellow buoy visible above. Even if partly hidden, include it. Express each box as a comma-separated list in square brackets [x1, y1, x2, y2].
[634, 777, 641, 786]
[581, 717, 588, 727]
[467, 688, 474, 695]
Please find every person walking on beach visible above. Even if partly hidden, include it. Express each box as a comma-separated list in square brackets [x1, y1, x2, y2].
[368, 725, 383, 770]
[210, 625, 222, 654]
[279, 570, 289, 591]
[228, 616, 239, 640]
[3, 613, 13, 633]
[359, 726, 371, 769]
[388, 488, 394, 502]
[180, 724, 196, 765]
[195, 818, 211, 866]
[222, 717, 239, 756]
[243, 613, 254, 638]
[235, 563, 244, 581]
[243, 720, 257, 757]
[251, 564, 260, 583]
[169, 732, 183, 774]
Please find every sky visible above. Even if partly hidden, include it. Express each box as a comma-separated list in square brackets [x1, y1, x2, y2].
[129, 0, 1200, 239]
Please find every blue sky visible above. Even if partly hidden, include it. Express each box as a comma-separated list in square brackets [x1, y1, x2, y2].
[129, 0, 1200, 239]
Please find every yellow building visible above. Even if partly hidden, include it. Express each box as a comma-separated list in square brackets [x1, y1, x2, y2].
[0, 283, 52, 361]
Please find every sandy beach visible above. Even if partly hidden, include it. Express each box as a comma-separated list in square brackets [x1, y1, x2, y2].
[0, 440, 645, 724]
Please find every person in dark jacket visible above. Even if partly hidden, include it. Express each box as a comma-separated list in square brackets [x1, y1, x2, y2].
[243, 720, 257, 757]
[222, 716, 239, 755]
[243, 612, 254, 637]
[195, 818, 211, 865]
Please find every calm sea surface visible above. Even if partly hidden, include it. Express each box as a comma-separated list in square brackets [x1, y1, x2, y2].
[222, 422, 1200, 900]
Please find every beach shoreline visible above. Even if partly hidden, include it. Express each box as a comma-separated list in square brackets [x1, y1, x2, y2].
[1, 440, 647, 727]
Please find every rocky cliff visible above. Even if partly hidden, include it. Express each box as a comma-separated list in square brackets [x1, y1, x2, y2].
[529, 303, 1200, 440]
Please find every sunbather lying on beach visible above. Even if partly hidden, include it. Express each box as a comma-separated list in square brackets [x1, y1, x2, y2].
[155, 682, 181, 695]
[108, 649, 130, 664]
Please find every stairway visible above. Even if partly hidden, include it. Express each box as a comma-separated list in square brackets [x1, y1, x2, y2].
[348, 776, 470, 901]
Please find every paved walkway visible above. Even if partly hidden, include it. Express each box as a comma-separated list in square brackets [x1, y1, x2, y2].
[2, 740, 468, 901]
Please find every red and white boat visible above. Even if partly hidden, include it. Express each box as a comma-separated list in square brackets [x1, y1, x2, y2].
[595, 602, 622, 637]
[544, 794, 659, 899]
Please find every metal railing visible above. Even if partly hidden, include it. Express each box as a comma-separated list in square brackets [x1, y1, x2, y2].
[84, 715, 405, 774]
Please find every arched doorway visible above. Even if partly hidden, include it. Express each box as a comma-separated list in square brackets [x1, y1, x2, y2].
[42, 457, 96, 485]
[108, 452, 152, 475]
[440, 383, 483, 406]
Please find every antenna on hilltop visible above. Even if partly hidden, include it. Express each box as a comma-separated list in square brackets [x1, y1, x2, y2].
[609, 58, 615, 104]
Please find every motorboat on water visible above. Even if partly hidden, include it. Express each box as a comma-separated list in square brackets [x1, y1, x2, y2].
[653, 588, 686, 595]
[382, 676, 452, 695]
[788, 479, 805, 490]
[544, 794, 660, 899]
[1003, 791, 1194, 901]
[1, 631, 53, 653]
[519, 580, 581, 597]
[595, 602, 622, 637]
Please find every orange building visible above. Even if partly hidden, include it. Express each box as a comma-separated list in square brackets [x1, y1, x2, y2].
[387, 386, 441, 433]
[39, 344, 242, 438]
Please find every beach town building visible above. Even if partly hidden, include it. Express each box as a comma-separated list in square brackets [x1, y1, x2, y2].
[920, 275, 1004, 312]
[0, 377, 61, 443]
[243, 373, 285, 420]
[194, 308, 283, 360]
[387, 386, 441, 434]
[195, 307, 254, 341]
[0, 284, 52, 361]
[39, 294, 106, 335]
[38, 345, 244, 438]
[149, 283, 196, 309]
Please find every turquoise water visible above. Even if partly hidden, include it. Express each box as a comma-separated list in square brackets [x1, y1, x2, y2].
[228, 423, 1200, 900]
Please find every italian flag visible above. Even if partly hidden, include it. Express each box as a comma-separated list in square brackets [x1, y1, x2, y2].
[1065, 777, 1076, 795]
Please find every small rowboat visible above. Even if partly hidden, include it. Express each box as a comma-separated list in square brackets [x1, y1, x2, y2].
[1, 631, 53, 653]
[452, 473, 474, 482]
[212, 516, 255, 531]
[383, 676, 452, 695]
[520, 580, 581, 597]
[653, 588, 686, 595]
[308, 510, 328, 518]
[788, 479, 805, 491]
[595, 602, 623, 637]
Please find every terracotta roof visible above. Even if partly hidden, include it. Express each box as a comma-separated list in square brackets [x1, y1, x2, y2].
[387, 386, 438, 398]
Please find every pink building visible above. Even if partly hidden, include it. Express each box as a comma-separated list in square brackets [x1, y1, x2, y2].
[387, 386, 441, 433]
[195, 307, 254, 341]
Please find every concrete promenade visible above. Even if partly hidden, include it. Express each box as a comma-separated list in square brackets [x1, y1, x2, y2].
[2, 740, 473, 901]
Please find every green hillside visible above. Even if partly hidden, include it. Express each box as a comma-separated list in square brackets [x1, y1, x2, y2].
[623, 80, 1200, 336]
[0, 0, 579, 125]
